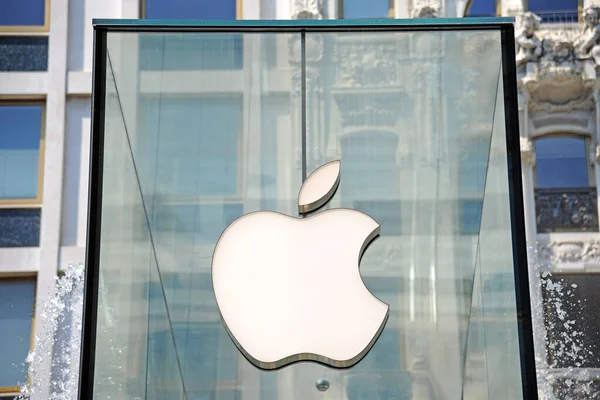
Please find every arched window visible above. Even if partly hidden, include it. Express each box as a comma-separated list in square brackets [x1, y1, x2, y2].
[464, 0, 497, 17]
[533, 135, 598, 232]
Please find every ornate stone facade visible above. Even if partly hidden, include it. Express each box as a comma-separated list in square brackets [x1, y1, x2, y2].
[539, 240, 600, 264]
[517, 10, 597, 113]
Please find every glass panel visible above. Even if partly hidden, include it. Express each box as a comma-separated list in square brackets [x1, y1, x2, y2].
[94, 24, 526, 399]
[105, 31, 301, 398]
[0, 278, 35, 388]
[0, 209, 41, 247]
[0, 37, 48, 71]
[145, 0, 236, 19]
[0, 0, 45, 27]
[477, 73, 523, 399]
[93, 54, 152, 398]
[343, 0, 390, 19]
[304, 28, 512, 398]
[535, 137, 589, 188]
[0, 104, 42, 199]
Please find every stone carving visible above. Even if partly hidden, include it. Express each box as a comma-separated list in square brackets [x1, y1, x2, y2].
[520, 137, 536, 165]
[292, 0, 323, 20]
[591, 143, 600, 165]
[535, 187, 599, 233]
[333, 42, 400, 87]
[518, 17, 595, 113]
[412, 6, 437, 18]
[577, 7, 600, 67]
[540, 240, 600, 264]
[515, 12, 542, 67]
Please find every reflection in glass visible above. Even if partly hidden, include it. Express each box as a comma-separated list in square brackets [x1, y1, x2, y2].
[93, 26, 526, 400]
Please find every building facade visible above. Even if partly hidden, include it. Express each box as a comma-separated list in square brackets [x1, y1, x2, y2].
[0, 0, 597, 399]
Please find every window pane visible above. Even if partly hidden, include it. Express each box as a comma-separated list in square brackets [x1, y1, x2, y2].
[0, 105, 43, 199]
[0, 37, 48, 72]
[535, 137, 589, 188]
[529, 0, 578, 22]
[0, 0, 45, 27]
[466, 0, 496, 16]
[0, 278, 36, 388]
[529, 0, 577, 13]
[145, 0, 236, 19]
[542, 274, 600, 368]
[343, 0, 390, 18]
[0, 209, 41, 247]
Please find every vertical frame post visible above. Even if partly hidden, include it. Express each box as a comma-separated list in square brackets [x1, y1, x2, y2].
[78, 25, 107, 400]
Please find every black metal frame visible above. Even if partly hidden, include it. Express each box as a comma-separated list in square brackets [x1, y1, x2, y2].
[80, 20, 538, 400]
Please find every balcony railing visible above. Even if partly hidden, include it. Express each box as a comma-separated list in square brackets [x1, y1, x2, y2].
[533, 10, 580, 24]
[535, 187, 599, 233]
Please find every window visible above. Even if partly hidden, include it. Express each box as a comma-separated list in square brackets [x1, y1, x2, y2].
[0, 103, 44, 247]
[144, 0, 238, 20]
[465, 0, 497, 17]
[340, 0, 393, 19]
[0, 277, 36, 393]
[534, 135, 598, 232]
[535, 136, 590, 189]
[528, 0, 579, 23]
[0, 0, 48, 31]
[0, 37, 48, 72]
[542, 274, 600, 369]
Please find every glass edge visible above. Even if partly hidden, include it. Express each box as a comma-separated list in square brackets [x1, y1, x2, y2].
[93, 17, 515, 29]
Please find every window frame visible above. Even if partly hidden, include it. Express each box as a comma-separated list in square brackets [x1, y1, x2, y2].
[0, 100, 46, 208]
[532, 133, 594, 189]
[0, 0, 50, 34]
[339, 0, 395, 19]
[140, 0, 244, 20]
[463, 0, 501, 17]
[0, 274, 37, 395]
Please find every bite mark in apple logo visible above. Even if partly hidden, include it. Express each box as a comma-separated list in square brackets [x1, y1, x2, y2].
[212, 160, 389, 370]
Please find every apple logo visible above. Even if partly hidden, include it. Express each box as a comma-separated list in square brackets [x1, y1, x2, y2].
[212, 160, 389, 370]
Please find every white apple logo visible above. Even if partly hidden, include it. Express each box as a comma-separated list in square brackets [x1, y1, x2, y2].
[212, 160, 389, 370]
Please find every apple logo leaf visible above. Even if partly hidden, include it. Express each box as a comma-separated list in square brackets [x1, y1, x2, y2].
[298, 160, 341, 215]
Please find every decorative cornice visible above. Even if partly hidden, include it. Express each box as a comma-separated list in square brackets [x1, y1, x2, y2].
[539, 240, 600, 265]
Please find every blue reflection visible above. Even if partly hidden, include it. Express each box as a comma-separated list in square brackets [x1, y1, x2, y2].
[343, 0, 390, 19]
[466, 0, 496, 16]
[0, 105, 42, 199]
[0, 278, 35, 388]
[528, 0, 577, 13]
[145, 0, 236, 19]
[535, 137, 588, 188]
[137, 96, 241, 198]
[0, 0, 45, 26]
[139, 34, 243, 71]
